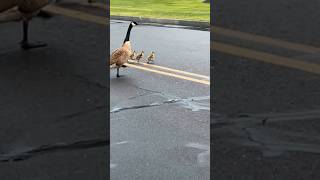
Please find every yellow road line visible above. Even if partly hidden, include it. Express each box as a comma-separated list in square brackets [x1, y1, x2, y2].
[213, 42, 320, 75]
[43, 5, 108, 25]
[124, 63, 210, 85]
[128, 60, 210, 80]
[213, 26, 320, 54]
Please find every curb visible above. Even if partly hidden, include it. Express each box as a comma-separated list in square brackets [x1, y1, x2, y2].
[110, 15, 210, 29]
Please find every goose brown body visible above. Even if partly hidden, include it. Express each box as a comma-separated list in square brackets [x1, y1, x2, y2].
[0, 1, 17, 13]
[0, 0, 49, 21]
[110, 41, 132, 66]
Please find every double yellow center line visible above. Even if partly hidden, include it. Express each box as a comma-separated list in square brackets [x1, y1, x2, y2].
[125, 61, 210, 85]
[44, 4, 210, 85]
[212, 27, 320, 75]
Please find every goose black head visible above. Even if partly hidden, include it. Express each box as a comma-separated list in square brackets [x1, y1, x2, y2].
[123, 21, 138, 44]
[131, 21, 138, 26]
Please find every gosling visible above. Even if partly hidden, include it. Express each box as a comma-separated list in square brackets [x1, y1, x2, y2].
[135, 51, 144, 62]
[146, 51, 155, 64]
[130, 50, 136, 60]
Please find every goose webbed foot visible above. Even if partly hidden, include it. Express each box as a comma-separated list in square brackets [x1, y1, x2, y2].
[21, 20, 47, 50]
[20, 41, 47, 50]
[116, 73, 124, 78]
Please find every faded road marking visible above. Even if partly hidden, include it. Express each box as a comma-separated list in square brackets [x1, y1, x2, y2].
[213, 42, 320, 75]
[111, 141, 129, 146]
[44, 5, 108, 25]
[213, 26, 320, 54]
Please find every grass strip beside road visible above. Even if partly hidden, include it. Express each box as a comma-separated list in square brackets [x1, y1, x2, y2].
[110, 0, 210, 22]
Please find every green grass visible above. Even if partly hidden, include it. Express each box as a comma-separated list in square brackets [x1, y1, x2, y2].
[110, 0, 210, 22]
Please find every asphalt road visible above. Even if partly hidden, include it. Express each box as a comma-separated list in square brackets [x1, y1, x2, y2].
[110, 21, 210, 179]
[212, 0, 320, 179]
[2, 0, 319, 179]
[0, 2, 108, 180]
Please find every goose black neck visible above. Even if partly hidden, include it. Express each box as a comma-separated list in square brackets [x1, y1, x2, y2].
[123, 24, 133, 44]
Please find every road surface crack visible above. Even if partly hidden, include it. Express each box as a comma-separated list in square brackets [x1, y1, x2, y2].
[111, 99, 180, 113]
[111, 96, 210, 113]
[134, 86, 163, 95]
[0, 138, 108, 162]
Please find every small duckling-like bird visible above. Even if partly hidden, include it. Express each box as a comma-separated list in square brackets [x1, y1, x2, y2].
[130, 50, 136, 60]
[110, 21, 138, 77]
[0, 0, 51, 50]
[135, 51, 144, 62]
[146, 51, 155, 64]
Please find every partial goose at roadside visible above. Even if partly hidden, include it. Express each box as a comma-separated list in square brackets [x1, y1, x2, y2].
[0, 0, 51, 50]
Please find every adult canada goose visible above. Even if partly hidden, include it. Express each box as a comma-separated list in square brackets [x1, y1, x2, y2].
[110, 21, 138, 77]
[135, 51, 144, 62]
[146, 51, 155, 64]
[0, 0, 50, 50]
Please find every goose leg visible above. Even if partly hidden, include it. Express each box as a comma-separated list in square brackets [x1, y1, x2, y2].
[116, 67, 120, 77]
[21, 20, 47, 50]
